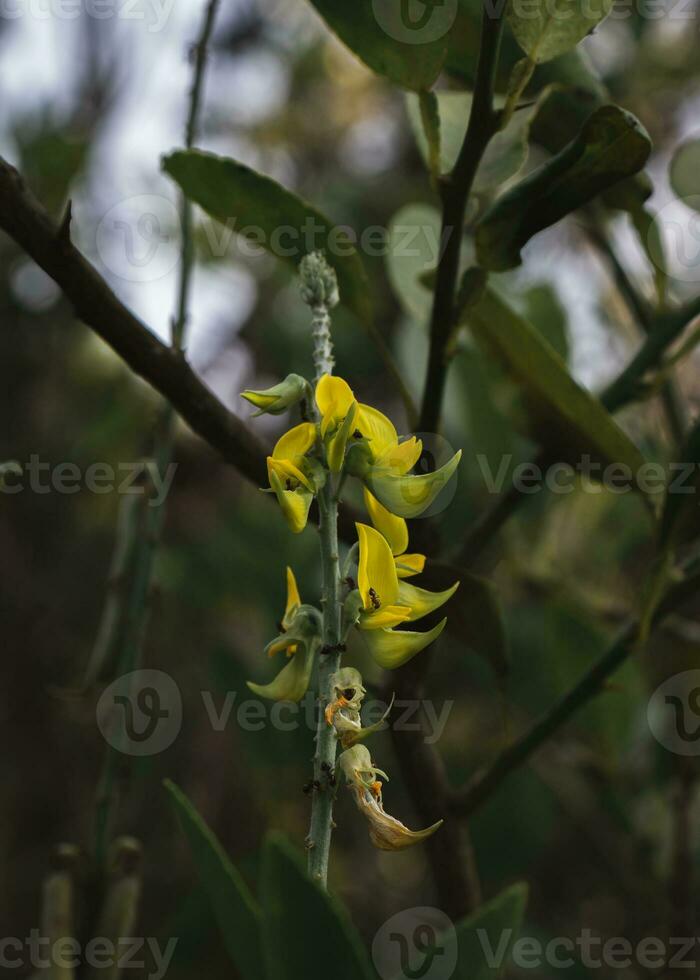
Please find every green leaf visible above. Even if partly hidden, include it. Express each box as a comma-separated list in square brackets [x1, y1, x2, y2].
[464, 288, 650, 484]
[670, 138, 700, 212]
[162, 149, 371, 322]
[508, 0, 613, 64]
[164, 780, 263, 980]
[476, 105, 651, 270]
[522, 283, 569, 362]
[386, 202, 442, 322]
[405, 91, 532, 190]
[452, 882, 529, 979]
[260, 833, 374, 980]
[305, 0, 448, 90]
[418, 90, 441, 180]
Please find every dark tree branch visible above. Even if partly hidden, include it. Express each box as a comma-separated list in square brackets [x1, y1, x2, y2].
[418, 0, 505, 435]
[0, 155, 267, 487]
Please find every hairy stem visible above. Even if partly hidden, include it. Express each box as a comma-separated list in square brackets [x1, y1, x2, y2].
[305, 283, 343, 884]
[307, 483, 343, 884]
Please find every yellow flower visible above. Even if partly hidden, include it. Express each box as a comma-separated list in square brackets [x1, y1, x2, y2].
[315, 375, 461, 518]
[247, 568, 322, 702]
[355, 523, 458, 667]
[363, 487, 425, 579]
[315, 374, 358, 472]
[339, 746, 442, 851]
[266, 422, 318, 534]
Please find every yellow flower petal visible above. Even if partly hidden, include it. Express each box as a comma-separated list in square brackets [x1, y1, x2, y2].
[284, 567, 301, 624]
[268, 468, 312, 534]
[363, 487, 408, 557]
[356, 522, 399, 612]
[267, 457, 314, 493]
[365, 450, 462, 519]
[247, 645, 314, 702]
[315, 375, 354, 437]
[241, 391, 277, 410]
[359, 604, 412, 630]
[356, 404, 398, 461]
[272, 422, 317, 461]
[362, 618, 447, 669]
[395, 553, 426, 578]
[376, 436, 423, 476]
[397, 580, 459, 623]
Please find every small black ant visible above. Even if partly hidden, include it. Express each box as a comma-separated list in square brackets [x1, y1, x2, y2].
[368, 587, 381, 609]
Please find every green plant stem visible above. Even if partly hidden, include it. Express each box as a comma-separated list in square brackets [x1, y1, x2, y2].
[450, 558, 700, 818]
[418, 0, 505, 434]
[307, 481, 343, 884]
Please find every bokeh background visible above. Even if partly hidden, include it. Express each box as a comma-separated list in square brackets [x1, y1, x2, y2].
[2, 0, 700, 976]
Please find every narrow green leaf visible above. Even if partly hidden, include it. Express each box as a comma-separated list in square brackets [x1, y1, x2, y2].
[418, 89, 441, 180]
[405, 91, 533, 190]
[464, 288, 650, 486]
[452, 882, 529, 979]
[164, 780, 263, 980]
[260, 833, 374, 980]
[162, 149, 371, 323]
[670, 138, 700, 212]
[305, 0, 447, 90]
[476, 105, 651, 270]
[386, 202, 442, 322]
[508, 0, 613, 64]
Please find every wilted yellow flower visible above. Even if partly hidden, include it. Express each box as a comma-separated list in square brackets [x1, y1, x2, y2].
[339, 746, 442, 850]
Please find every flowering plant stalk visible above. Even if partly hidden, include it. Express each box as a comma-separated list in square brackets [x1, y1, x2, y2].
[243, 252, 461, 885]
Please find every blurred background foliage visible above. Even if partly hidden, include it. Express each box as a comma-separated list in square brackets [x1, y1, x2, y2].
[2, 0, 700, 976]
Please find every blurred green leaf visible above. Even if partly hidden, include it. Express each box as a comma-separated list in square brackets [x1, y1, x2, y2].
[305, 0, 447, 90]
[522, 283, 569, 362]
[476, 106, 651, 270]
[386, 202, 442, 322]
[508, 0, 613, 64]
[465, 288, 650, 482]
[405, 90, 532, 190]
[165, 780, 263, 980]
[670, 138, 700, 212]
[261, 833, 375, 980]
[162, 149, 371, 323]
[659, 414, 700, 550]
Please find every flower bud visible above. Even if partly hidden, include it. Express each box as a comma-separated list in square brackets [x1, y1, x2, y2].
[241, 374, 309, 417]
